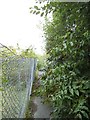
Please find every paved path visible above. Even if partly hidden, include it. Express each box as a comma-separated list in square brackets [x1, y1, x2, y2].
[33, 97, 51, 118]
[31, 70, 52, 119]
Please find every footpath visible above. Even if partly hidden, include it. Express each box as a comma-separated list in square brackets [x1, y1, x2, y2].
[32, 96, 51, 118]
[27, 71, 52, 119]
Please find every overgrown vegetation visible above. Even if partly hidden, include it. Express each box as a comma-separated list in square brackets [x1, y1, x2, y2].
[30, 1, 90, 119]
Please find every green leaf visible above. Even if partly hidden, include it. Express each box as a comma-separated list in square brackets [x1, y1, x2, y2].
[0, 88, 3, 91]
[71, 88, 74, 95]
[30, 10, 33, 13]
[33, 11, 36, 14]
[42, 5, 47, 10]
[36, 11, 40, 15]
[64, 89, 67, 94]
[80, 110, 89, 119]
[61, 90, 63, 95]
[34, 6, 39, 10]
[76, 113, 82, 120]
[3, 79, 8, 83]
[41, 12, 44, 17]
[81, 106, 89, 112]
[69, 87, 74, 95]
[64, 96, 72, 100]
[29, 7, 32, 9]
[75, 90, 79, 96]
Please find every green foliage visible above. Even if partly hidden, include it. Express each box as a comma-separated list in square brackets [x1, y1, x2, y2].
[21, 46, 36, 58]
[36, 54, 46, 70]
[30, 1, 90, 119]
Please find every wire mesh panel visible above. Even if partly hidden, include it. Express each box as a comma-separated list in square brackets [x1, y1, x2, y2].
[1, 45, 36, 118]
[0, 57, 2, 120]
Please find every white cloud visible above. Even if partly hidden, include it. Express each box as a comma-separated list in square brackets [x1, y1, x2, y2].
[0, 0, 45, 55]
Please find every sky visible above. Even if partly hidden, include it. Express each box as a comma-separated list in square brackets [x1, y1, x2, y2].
[0, 0, 45, 55]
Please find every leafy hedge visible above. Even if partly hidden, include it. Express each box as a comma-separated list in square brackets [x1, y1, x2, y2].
[30, 2, 90, 120]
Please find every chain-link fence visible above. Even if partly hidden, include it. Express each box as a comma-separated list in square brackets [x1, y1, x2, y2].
[0, 44, 36, 118]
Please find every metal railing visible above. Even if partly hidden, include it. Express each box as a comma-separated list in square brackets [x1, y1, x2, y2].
[0, 44, 36, 118]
